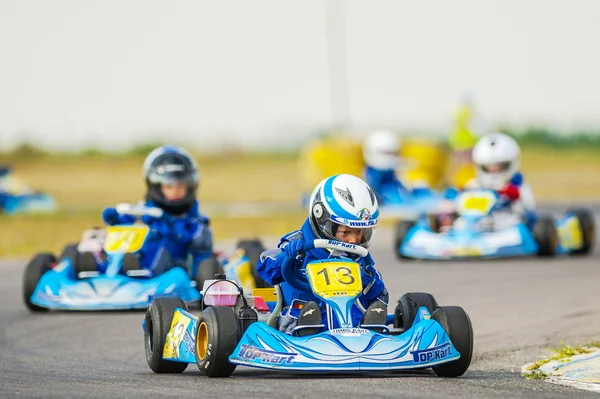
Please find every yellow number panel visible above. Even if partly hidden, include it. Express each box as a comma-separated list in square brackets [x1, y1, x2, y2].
[306, 261, 362, 299]
[103, 225, 149, 254]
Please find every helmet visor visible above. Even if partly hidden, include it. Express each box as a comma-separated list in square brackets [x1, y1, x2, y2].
[479, 162, 511, 174]
[147, 164, 197, 185]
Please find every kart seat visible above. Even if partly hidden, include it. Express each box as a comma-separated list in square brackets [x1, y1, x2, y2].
[266, 285, 284, 329]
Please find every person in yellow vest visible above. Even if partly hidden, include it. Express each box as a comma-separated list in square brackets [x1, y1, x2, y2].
[448, 93, 483, 188]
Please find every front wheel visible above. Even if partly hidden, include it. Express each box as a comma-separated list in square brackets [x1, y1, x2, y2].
[23, 253, 55, 312]
[533, 216, 558, 257]
[567, 208, 595, 255]
[431, 306, 473, 378]
[195, 306, 239, 377]
[394, 220, 415, 261]
[145, 297, 189, 373]
[393, 292, 439, 330]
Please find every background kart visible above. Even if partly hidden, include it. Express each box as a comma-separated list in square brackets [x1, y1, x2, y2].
[0, 165, 56, 215]
[22, 204, 267, 312]
[297, 136, 451, 219]
[394, 190, 595, 260]
[142, 239, 474, 378]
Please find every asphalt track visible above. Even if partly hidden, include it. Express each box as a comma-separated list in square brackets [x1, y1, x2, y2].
[1, 206, 600, 398]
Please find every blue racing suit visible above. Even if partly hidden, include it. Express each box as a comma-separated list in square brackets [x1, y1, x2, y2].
[364, 166, 410, 205]
[257, 219, 389, 334]
[101, 200, 213, 276]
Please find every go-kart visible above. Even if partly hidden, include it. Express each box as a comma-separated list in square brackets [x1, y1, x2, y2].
[22, 204, 205, 311]
[0, 165, 56, 214]
[376, 184, 442, 220]
[394, 189, 595, 260]
[143, 239, 473, 377]
[220, 239, 272, 294]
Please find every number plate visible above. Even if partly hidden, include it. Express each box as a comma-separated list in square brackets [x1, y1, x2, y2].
[306, 261, 362, 299]
[457, 191, 496, 216]
[103, 225, 149, 254]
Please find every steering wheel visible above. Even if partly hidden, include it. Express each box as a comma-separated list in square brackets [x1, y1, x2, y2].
[115, 203, 164, 219]
[281, 239, 368, 293]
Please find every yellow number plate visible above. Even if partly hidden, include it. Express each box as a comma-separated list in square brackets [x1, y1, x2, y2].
[163, 310, 192, 359]
[558, 217, 583, 249]
[306, 261, 362, 299]
[458, 192, 496, 215]
[103, 225, 149, 254]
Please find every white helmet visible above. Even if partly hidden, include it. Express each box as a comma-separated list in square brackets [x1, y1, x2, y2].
[308, 174, 379, 248]
[363, 130, 401, 170]
[472, 132, 520, 190]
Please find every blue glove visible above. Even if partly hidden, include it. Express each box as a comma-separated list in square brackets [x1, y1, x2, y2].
[102, 207, 119, 225]
[283, 240, 306, 259]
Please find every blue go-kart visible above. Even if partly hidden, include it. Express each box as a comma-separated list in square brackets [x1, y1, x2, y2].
[22, 204, 209, 311]
[143, 239, 473, 377]
[395, 189, 595, 260]
[373, 183, 442, 220]
[0, 165, 56, 215]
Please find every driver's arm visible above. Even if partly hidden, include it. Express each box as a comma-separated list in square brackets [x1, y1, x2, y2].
[101, 207, 136, 226]
[257, 233, 304, 286]
[358, 257, 389, 308]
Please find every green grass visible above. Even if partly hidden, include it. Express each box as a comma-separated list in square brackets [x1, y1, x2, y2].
[522, 342, 598, 380]
[2, 143, 600, 257]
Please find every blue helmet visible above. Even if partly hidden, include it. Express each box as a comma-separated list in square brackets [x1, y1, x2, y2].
[143, 146, 199, 214]
[308, 174, 379, 247]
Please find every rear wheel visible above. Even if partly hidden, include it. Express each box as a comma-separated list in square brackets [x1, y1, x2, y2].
[431, 306, 473, 378]
[393, 292, 439, 330]
[567, 208, 595, 255]
[394, 221, 415, 260]
[195, 256, 224, 292]
[236, 239, 270, 288]
[23, 253, 55, 312]
[145, 297, 189, 373]
[195, 306, 239, 377]
[533, 217, 558, 257]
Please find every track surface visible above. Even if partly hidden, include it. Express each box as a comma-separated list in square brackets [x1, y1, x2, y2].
[1, 208, 600, 398]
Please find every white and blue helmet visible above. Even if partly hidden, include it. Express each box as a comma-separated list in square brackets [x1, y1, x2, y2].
[308, 174, 379, 247]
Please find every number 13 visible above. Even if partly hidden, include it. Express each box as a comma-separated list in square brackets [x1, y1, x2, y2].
[317, 266, 355, 285]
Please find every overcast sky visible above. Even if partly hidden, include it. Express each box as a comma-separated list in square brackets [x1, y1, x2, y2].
[1, 0, 598, 151]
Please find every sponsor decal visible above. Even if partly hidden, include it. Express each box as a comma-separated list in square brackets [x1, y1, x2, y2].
[327, 240, 358, 250]
[238, 344, 297, 364]
[357, 208, 372, 221]
[330, 215, 378, 228]
[411, 342, 452, 363]
[330, 328, 370, 336]
[183, 330, 195, 354]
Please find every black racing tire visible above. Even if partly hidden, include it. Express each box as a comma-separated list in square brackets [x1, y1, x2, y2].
[195, 256, 224, 292]
[567, 208, 595, 255]
[144, 297, 190, 373]
[431, 306, 474, 378]
[393, 292, 439, 330]
[533, 216, 558, 257]
[195, 306, 239, 378]
[23, 253, 55, 312]
[394, 220, 416, 261]
[236, 239, 271, 289]
[61, 243, 97, 277]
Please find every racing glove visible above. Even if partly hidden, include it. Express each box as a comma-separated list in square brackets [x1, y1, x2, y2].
[102, 207, 119, 225]
[498, 184, 520, 200]
[282, 239, 306, 259]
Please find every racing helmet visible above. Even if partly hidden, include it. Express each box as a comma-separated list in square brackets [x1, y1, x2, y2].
[472, 132, 520, 190]
[308, 174, 379, 248]
[143, 145, 199, 215]
[363, 130, 401, 170]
